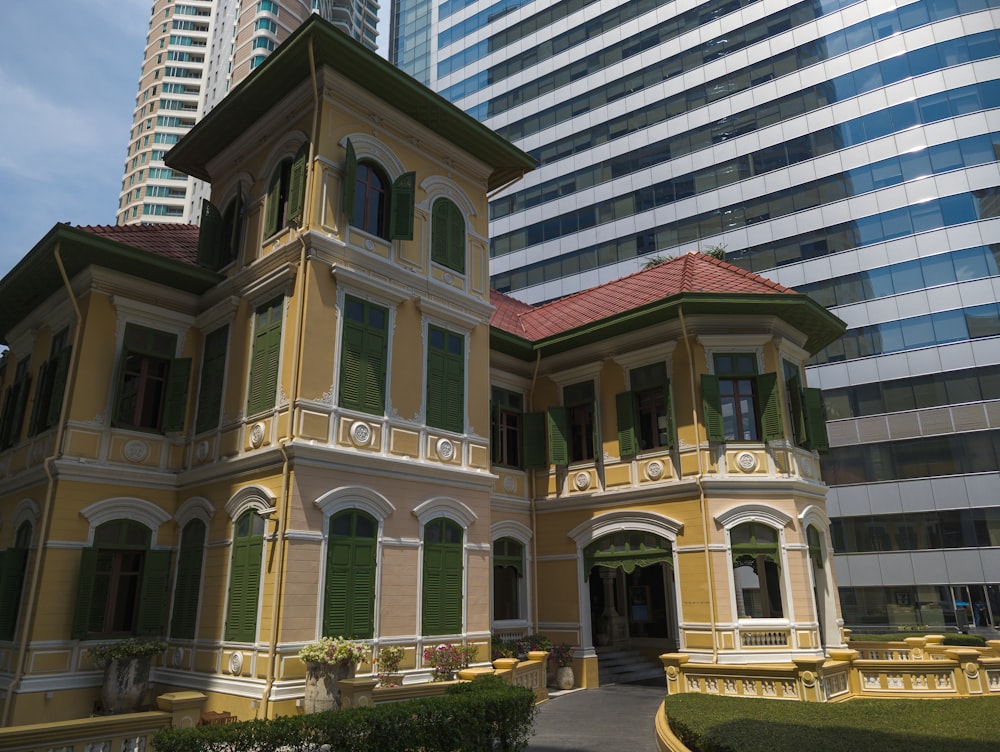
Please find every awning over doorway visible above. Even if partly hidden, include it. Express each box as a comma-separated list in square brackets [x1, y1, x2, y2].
[584, 532, 672, 579]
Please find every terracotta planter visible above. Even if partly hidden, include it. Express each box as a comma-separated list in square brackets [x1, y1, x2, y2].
[303, 660, 356, 713]
[556, 666, 574, 690]
[101, 656, 151, 714]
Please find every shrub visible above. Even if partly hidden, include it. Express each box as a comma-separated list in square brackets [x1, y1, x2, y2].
[298, 635, 370, 666]
[942, 633, 987, 647]
[152, 676, 537, 752]
[87, 638, 168, 666]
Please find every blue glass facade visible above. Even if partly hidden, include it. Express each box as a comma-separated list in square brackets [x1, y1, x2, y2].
[392, 0, 1000, 630]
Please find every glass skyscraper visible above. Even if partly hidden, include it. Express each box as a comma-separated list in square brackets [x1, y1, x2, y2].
[392, 0, 1000, 630]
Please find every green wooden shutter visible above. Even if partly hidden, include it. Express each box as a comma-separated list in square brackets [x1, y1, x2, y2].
[46, 346, 72, 428]
[663, 382, 676, 448]
[522, 412, 546, 469]
[342, 139, 357, 218]
[340, 323, 365, 411]
[787, 375, 806, 445]
[263, 170, 281, 238]
[136, 549, 171, 637]
[226, 534, 263, 642]
[431, 201, 448, 267]
[339, 304, 388, 416]
[113, 348, 136, 426]
[349, 538, 376, 638]
[227, 191, 244, 264]
[323, 538, 352, 637]
[444, 345, 464, 433]
[389, 171, 416, 240]
[8, 375, 30, 447]
[803, 387, 830, 453]
[701, 374, 724, 442]
[162, 358, 192, 433]
[432, 200, 466, 273]
[756, 372, 784, 441]
[447, 204, 465, 273]
[0, 386, 13, 448]
[196, 326, 228, 434]
[28, 359, 50, 436]
[616, 391, 636, 456]
[0, 549, 28, 640]
[439, 544, 462, 634]
[197, 199, 223, 269]
[490, 401, 502, 464]
[287, 142, 309, 224]
[547, 406, 568, 466]
[71, 548, 99, 639]
[422, 530, 462, 636]
[426, 346, 444, 429]
[247, 300, 282, 416]
[170, 525, 205, 639]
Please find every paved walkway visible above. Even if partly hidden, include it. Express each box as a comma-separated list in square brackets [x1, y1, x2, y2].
[526, 684, 666, 751]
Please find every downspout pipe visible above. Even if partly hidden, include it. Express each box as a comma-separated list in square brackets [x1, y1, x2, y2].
[678, 304, 718, 663]
[2, 244, 83, 725]
[528, 348, 541, 638]
[262, 36, 321, 719]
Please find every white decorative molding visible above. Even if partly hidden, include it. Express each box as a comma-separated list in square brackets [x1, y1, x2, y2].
[229, 652, 244, 676]
[330, 264, 411, 305]
[715, 504, 793, 530]
[573, 472, 590, 491]
[435, 438, 455, 461]
[735, 451, 757, 472]
[645, 460, 664, 480]
[548, 361, 603, 388]
[350, 421, 373, 447]
[502, 476, 517, 493]
[567, 510, 684, 546]
[225, 486, 278, 521]
[195, 441, 209, 462]
[612, 341, 677, 372]
[80, 498, 173, 544]
[490, 519, 533, 544]
[314, 486, 395, 521]
[175, 497, 215, 528]
[412, 496, 477, 528]
[249, 422, 266, 448]
[123, 440, 149, 463]
[241, 262, 297, 308]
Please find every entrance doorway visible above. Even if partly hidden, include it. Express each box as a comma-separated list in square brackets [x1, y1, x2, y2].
[585, 531, 677, 651]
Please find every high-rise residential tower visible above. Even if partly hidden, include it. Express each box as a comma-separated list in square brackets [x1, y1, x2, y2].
[118, 0, 379, 226]
[393, 0, 1000, 630]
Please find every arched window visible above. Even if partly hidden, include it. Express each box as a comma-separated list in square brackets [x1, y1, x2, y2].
[170, 519, 206, 639]
[422, 517, 463, 635]
[492, 537, 523, 621]
[263, 143, 308, 238]
[0, 522, 32, 640]
[431, 198, 465, 273]
[731, 522, 783, 618]
[323, 509, 377, 639]
[197, 190, 244, 270]
[342, 139, 415, 241]
[225, 511, 265, 642]
[72, 520, 171, 638]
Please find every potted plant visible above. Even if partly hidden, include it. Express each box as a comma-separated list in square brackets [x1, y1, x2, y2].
[550, 643, 574, 690]
[89, 638, 168, 714]
[375, 644, 405, 687]
[298, 636, 370, 713]
[423, 642, 477, 681]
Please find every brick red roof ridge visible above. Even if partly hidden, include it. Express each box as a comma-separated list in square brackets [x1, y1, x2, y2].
[692, 250, 795, 293]
[74, 223, 202, 265]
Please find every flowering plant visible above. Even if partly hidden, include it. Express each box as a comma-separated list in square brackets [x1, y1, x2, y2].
[549, 642, 573, 668]
[376, 644, 405, 687]
[298, 636, 370, 666]
[88, 638, 168, 667]
[423, 642, 477, 681]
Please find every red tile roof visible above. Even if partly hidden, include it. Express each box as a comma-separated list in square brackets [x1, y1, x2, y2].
[76, 224, 201, 266]
[490, 252, 797, 341]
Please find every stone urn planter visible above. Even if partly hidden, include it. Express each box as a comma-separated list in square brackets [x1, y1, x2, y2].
[303, 660, 356, 713]
[88, 638, 167, 715]
[102, 656, 152, 714]
[556, 666, 575, 690]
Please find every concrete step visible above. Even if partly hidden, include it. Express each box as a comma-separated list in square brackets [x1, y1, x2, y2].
[596, 648, 664, 686]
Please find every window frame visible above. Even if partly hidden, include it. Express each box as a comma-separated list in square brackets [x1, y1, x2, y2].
[425, 324, 465, 434]
[492, 537, 525, 623]
[422, 517, 464, 636]
[224, 510, 265, 643]
[701, 351, 782, 443]
[322, 509, 378, 640]
[339, 296, 389, 417]
[341, 138, 415, 242]
[431, 197, 466, 274]
[112, 324, 191, 434]
[246, 297, 284, 417]
[263, 142, 308, 239]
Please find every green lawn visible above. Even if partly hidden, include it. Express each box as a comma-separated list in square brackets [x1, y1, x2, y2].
[664, 693, 1000, 752]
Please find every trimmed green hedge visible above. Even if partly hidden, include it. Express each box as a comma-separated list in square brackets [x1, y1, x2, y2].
[664, 694, 1000, 752]
[153, 675, 536, 752]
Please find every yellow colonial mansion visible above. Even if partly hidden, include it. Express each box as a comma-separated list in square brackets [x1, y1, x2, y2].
[0, 16, 849, 727]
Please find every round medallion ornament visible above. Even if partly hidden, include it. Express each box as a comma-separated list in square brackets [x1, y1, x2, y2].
[436, 438, 455, 461]
[444, 272, 454, 284]
[249, 422, 266, 448]
[229, 652, 244, 676]
[666, 666, 678, 679]
[735, 451, 757, 472]
[646, 460, 664, 480]
[800, 670, 816, 687]
[172, 647, 185, 668]
[123, 440, 148, 463]
[964, 662, 979, 678]
[574, 472, 590, 491]
[503, 476, 516, 494]
[195, 441, 209, 462]
[350, 421, 372, 446]
[364, 239, 375, 251]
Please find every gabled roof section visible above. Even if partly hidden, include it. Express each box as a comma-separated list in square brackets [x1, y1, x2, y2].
[490, 252, 845, 357]
[166, 16, 535, 191]
[0, 223, 220, 343]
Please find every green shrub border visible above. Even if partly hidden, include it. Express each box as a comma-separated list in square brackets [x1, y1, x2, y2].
[152, 674, 536, 752]
[664, 693, 1000, 752]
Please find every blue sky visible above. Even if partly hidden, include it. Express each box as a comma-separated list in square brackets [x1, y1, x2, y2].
[0, 1, 150, 278]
